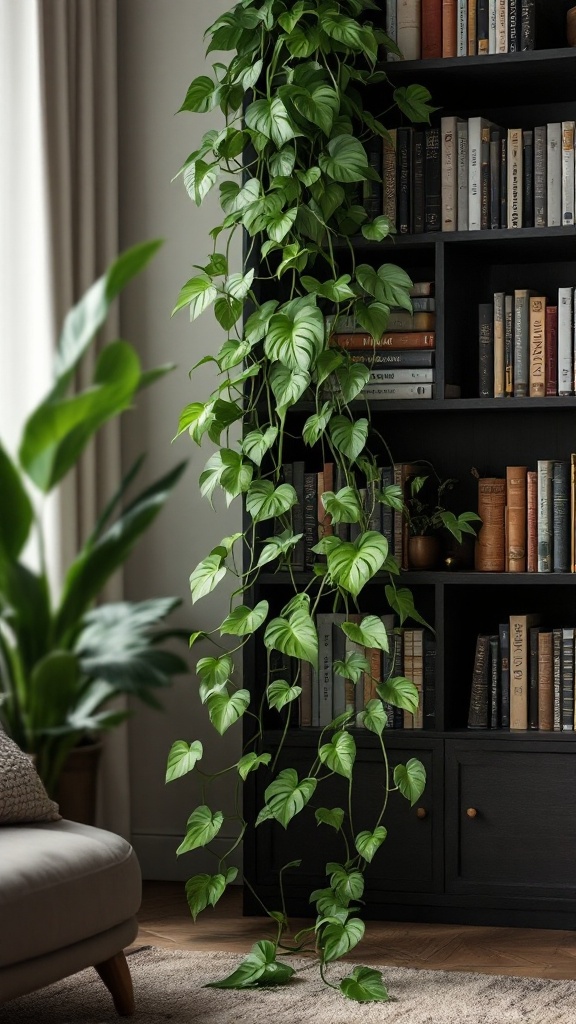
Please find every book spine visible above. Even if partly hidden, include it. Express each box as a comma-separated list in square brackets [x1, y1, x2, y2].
[350, 350, 435, 368]
[457, 119, 469, 231]
[366, 368, 435, 383]
[457, 0, 467, 55]
[504, 293, 514, 395]
[397, 0, 421, 60]
[520, 0, 535, 51]
[493, 291, 506, 397]
[292, 460, 306, 571]
[513, 289, 531, 397]
[397, 127, 412, 234]
[522, 129, 534, 227]
[547, 123, 562, 227]
[412, 130, 425, 234]
[364, 645, 381, 711]
[528, 296, 546, 397]
[383, 129, 397, 230]
[488, 0, 497, 53]
[403, 628, 414, 728]
[383, 310, 436, 331]
[477, 0, 489, 53]
[507, 128, 523, 229]
[489, 132, 501, 230]
[572, 453, 576, 573]
[441, 116, 458, 232]
[561, 627, 575, 730]
[558, 287, 574, 396]
[478, 302, 494, 398]
[533, 125, 547, 227]
[468, 0, 478, 54]
[332, 332, 436, 350]
[545, 305, 558, 396]
[423, 631, 436, 728]
[553, 628, 562, 730]
[499, 622, 510, 727]
[538, 632, 554, 731]
[412, 628, 424, 729]
[475, 477, 506, 572]
[508, 0, 518, 50]
[526, 469, 538, 573]
[303, 471, 317, 570]
[385, 0, 398, 59]
[442, 0, 457, 56]
[496, 0, 508, 51]
[424, 128, 441, 232]
[363, 137, 383, 220]
[393, 464, 404, 564]
[499, 133, 508, 229]
[380, 466, 394, 549]
[468, 117, 484, 230]
[528, 626, 540, 729]
[537, 459, 554, 572]
[360, 383, 434, 399]
[509, 614, 537, 730]
[468, 634, 490, 728]
[299, 660, 312, 727]
[553, 461, 571, 573]
[316, 614, 333, 727]
[331, 616, 347, 719]
[506, 465, 527, 573]
[489, 634, 500, 728]
[562, 121, 575, 227]
[422, 0, 443, 59]
[480, 125, 491, 230]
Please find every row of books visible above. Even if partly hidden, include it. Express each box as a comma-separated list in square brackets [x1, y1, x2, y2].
[379, 119, 576, 236]
[385, 0, 546, 61]
[478, 287, 576, 399]
[475, 460, 576, 573]
[468, 616, 576, 732]
[295, 615, 435, 729]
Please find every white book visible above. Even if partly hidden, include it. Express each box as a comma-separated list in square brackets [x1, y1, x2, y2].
[386, 0, 399, 61]
[396, 0, 421, 60]
[457, 0, 468, 56]
[489, 0, 497, 53]
[558, 286, 573, 396]
[457, 120, 469, 230]
[441, 115, 461, 231]
[507, 128, 523, 229]
[562, 121, 575, 227]
[367, 369, 435, 384]
[469, 117, 496, 230]
[496, 0, 508, 51]
[547, 122, 562, 227]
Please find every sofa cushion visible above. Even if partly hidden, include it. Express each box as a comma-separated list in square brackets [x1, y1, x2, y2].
[0, 820, 141, 967]
[0, 732, 60, 824]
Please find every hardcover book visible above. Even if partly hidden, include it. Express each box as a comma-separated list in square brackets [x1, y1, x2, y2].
[509, 612, 541, 730]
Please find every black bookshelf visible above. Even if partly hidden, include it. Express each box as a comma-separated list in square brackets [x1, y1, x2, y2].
[243, 46, 576, 930]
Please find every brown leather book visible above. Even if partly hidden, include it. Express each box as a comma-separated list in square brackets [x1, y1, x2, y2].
[403, 628, 414, 729]
[383, 129, 397, 228]
[422, 0, 442, 58]
[475, 477, 506, 571]
[467, 0, 477, 54]
[442, 0, 457, 56]
[538, 632, 554, 731]
[526, 470, 538, 572]
[506, 466, 527, 573]
[330, 332, 436, 351]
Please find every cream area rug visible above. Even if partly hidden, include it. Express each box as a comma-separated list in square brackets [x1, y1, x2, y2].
[2, 946, 576, 1024]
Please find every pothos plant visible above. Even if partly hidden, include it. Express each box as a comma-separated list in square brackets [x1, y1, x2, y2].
[169, 0, 437, 1004]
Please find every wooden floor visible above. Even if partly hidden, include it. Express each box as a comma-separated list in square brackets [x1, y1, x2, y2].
[137, 882, 576, 980]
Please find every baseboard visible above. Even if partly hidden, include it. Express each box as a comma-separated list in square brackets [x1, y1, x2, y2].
[131, 833, 243, 882]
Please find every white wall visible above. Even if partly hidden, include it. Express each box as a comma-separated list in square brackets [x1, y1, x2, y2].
[117, 0, 242, 879]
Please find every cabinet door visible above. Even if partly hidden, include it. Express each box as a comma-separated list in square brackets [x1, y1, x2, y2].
[446, 742, 576, 898]
[249, 741, 442, 896]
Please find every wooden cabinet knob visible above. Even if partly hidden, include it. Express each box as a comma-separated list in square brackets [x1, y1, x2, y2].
[466, 807, 478, 818]
[416, 807, 427, 819]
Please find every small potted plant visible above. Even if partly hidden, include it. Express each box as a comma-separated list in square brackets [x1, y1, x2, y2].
[406, 470, 480, 570]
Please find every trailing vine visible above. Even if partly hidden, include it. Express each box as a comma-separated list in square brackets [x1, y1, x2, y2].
[168, 0, 437, 1003]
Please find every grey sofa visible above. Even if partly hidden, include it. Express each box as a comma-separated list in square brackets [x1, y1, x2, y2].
[0, 818, 142, 1015]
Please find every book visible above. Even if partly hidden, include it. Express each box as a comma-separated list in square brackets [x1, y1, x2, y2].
[489, 0, 497, 53]
[545, 305, 558, 396]
[422, 0, 443, 59]
[480, 124, 491, 230]
[441, 116, 460, 231]
[383, 310, 436, 331]
[508, 0, 518, 50]
[553, 627, 562, 730]
[537, 459, 554, 573]
[468, 0, 478, 54]
[457, 119, 469, 231]
[499, 622, 510, 727]
[562, 121, 575, 227]
[315, 614, 334, 727]
[360, 383, 434, 400]
[397, 0, 421, 60]
[493, 292, 506, 397]
[538, 631, 554, 731]
[533, 125, 547, 228]
[331, 332, 436, 350]
[385, 0, 398, 60]
[547, 123, 562, 227]
[552, 461, 570, 573]
[364, 368, 435, 384]
[500, 132, 508, 230]
[504, 293, 514, 395]
[383, 129, 397, 230]
[331, 614, 348, 718]
[303, 471, 317, 569]
[410, 281, 434, 297]
[513, 288, 535, 398]
[496, 0, 508, 51]
[489, 633, 500, 728]
[424, 128, 441, 232]
[489, 129, 501, 230]
[412, 130, 425, 235]
[506, 466, 527, 572]
[477, 0, 489, 53]
[469, 117, 498, 229]
[507, 128, 523, 229]
[423, 631, 436, 728]
[528, 625, 541, 728]
[397, 126, 413, 234]
[412, 628, 425, 729]
[475, 477, 506, 572]
[520, 0, 535, 50]
[468, 634, 490, 728]
[349, 350, 435, 368]
[526, 469, 538, 573]
[509, 612, 541, 730]
[442, 0, 457, 56]
[478, 303, 494, 398]
[522, 129, 534, 228]
[557, 287, 573, 396]
[292, 460, 305, 571]
[561, 627, 574, 730]
[528, 296, 546, 398]
[299, 660, 312, 727]
[457, 0, 467, 55]
[363, 136, 383, 219]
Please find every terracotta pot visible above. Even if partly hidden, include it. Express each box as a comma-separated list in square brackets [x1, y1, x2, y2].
[55, 741, 102, 825]
[408, 534, 440, 570]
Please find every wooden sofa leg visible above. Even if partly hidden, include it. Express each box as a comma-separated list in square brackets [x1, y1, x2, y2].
[95, 951, 135, 1016]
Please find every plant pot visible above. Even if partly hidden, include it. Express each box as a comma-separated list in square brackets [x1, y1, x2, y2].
[55, 740, 102, 825]
[408, 535, 440, 570]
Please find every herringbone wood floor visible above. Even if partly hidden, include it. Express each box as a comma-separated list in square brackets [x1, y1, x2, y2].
[136, 882, 576, 979]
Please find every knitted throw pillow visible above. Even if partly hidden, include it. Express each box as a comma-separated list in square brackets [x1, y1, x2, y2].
[0, 731, 61, 823]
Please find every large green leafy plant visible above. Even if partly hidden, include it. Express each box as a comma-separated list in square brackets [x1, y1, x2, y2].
[170, 0, 437, 1003]
[0, 241, 187, 795]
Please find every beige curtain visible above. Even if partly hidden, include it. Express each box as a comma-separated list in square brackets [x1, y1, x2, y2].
[38, 0, 130, 838]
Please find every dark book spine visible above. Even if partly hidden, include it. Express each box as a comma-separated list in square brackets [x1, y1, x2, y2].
[553, 460, 570, 572]
[553, 628, 562, 730]
[412, 130, 425, 234]
[303, 471, 317, 569]
[529, 627, 540, 729]
[499, 623, 510, 728]
[350, 350, 435, 368]
[504, 294, 514, 396]
[522, 129, 534, 228]
[292, 461, 305, 571]
[423, 631, 436, 729]
[490, 133, 501, 230]
[380, 465, 394, 549]
[468, 634, 490, 729]
[480, 128, 490, 230]
[534, 126, 547, 227]
[363, 136, 383, 220]
[424, 128, 441, 233]
[489, 634, 499, 729]
[545, 306, 558, 396]
[561, 628, 574, 731]
[497, 134, 507, 230]
[477, 0, 489, 52]
[392, 630, 404, 729]
[397, 127, 413, 235]
[508, 0, 518, 50]
[520, 0, 535, 50]
[478, 302, 494, 398]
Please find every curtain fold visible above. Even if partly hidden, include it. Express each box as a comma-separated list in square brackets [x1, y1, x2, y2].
[38, 0, 130, 838]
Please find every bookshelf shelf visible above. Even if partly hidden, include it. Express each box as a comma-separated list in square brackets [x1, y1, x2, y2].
[244, 37, 576, 930]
